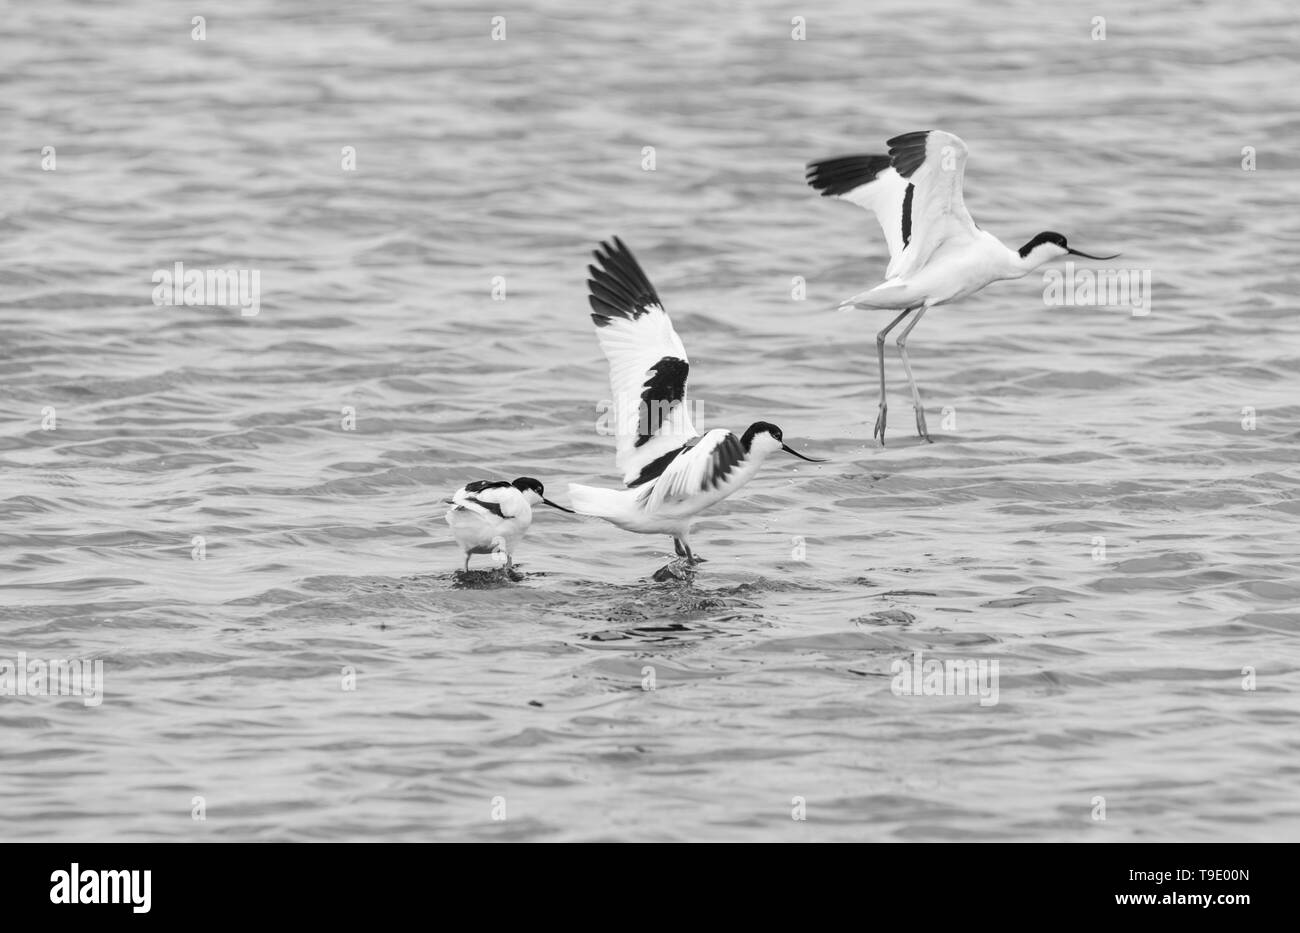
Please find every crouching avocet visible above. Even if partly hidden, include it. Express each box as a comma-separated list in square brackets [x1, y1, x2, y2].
[445, 478, 573, 574]
[806, 130, 1118, 445]
[567, 237, 826, 571]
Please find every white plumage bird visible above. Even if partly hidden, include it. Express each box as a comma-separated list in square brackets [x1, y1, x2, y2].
[444, 477, 572, 574]
[567, 237, 826, 569]
[807, 130, 1118, 444]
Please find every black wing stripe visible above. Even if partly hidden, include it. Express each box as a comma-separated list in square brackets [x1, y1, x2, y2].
[886, 131, 932, 180]
[805, 154, 892, 197]
[586, 236, 663, 325]
[463, 480, 511, 494]
[901, 182, 915, 247]
[706, 433, 746, 490]
[627, 443, 688, 488]
[635, 356, 688, 450]
[464, 496, 506, 519]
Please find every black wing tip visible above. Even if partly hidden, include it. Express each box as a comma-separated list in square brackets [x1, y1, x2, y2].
[805, 154, 893, 197]
[592, 236, 641, 272]
[886, 130, 935, 179]
[885, 130, 934, 147]
[585, 235, 662, 322]
[591, 235, 634, 267]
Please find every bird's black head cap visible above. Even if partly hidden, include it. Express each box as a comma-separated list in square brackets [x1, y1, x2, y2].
[1018, 231, 1068, 257]
[741, 422, 783, 450]
[511, 477, 545, 496]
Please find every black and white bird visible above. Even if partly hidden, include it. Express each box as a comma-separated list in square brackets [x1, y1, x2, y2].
[567, 238, 826, 569]
[807, 130, 1118, 444]
[444, 477, 572, 573]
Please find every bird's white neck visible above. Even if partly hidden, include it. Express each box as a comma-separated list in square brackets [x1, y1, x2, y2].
[745, 432, 784, 463]
[1003, 241, 1066, 279]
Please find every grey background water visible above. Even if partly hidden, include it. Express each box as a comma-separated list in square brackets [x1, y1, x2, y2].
[2, 0, 1298, 841]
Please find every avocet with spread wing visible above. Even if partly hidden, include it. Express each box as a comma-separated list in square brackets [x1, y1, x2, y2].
[567, 238, 826, 568]
[807, 130, 1118, 444]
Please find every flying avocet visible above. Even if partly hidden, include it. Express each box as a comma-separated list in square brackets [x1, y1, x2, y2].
[806, 130, 1119, 444]
[567, 237, 826, 571]
[445, 477, 572, 574]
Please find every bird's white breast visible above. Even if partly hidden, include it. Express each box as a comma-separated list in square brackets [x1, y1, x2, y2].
[907, 231, 1016, 306]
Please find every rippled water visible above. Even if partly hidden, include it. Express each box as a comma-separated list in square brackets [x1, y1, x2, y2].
[3, 0, 1299, 841]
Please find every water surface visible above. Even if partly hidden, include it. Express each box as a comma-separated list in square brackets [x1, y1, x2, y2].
[2, 0, 1299, 841]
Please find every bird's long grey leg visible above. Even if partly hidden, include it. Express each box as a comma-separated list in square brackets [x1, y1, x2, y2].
[678, 532, 702, 565]
[896, 306, 931, 441]
[673, 537, 686, 558]
[874, 308, 914, 445]
[463, 554, 471, 573]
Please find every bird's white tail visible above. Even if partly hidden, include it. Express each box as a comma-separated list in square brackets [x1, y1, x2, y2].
[567, 483, 634, 519]
[839, 284, 918, 311]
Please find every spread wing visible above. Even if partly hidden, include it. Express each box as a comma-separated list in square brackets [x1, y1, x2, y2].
[882, 130, 976, 278]
[587, 237, 698, 487]
[806, 130, 977, 280]
[640, 428, 746, 512]
[806, 154, 908, 261]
